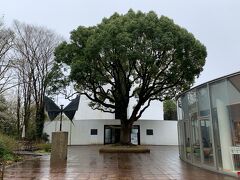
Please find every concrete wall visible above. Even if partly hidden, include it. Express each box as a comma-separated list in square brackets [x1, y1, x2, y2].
[43, 119, 178, 145]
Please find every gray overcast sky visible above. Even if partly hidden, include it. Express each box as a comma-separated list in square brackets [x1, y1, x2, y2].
[1, 0, 240, 86]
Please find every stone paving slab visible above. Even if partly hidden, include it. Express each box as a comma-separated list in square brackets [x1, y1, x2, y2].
[3, 146, 238, 179]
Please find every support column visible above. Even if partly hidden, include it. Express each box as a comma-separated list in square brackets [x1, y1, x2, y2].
[217, 99, 233, 170]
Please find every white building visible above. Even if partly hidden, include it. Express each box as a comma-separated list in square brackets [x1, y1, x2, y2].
[43, 95, 178, 145]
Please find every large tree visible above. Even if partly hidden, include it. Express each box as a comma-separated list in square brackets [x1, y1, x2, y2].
[54, 10, 207, 144]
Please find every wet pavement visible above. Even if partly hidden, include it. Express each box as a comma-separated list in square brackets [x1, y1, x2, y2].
[3, 146, 237, 180]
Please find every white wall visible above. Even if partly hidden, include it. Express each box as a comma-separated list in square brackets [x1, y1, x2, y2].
[75, 95, 164, 121]
[138, 101, 164, 120]
[74, 95, 115, 120]
[43, 119, 178, 145]
[128, 98, 163, 120]
[137, 120, 178, 145]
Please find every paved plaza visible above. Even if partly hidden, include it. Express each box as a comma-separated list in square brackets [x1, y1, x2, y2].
[3, 146, 237, 180]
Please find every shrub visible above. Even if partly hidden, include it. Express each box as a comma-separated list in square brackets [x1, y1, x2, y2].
[41, 133, 49, 142]
[0, 133, 18, 152]
[0, 136, 16, 161]
[35, 143, 51, 152]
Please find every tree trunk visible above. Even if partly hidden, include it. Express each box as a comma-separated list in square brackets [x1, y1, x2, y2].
[16, 84, 21, 139]
[23, 102, 30, 139]
[115, 101, 127, 120]
[115, 103, 133, 145]
[35, 103, 45, 140]
[120, 121, 132, 145]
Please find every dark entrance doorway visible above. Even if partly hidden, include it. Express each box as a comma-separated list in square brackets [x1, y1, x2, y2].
[104, 125, 140, 145]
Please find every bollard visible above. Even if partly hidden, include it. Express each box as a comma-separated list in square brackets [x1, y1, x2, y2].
[50, 132, 68, 163]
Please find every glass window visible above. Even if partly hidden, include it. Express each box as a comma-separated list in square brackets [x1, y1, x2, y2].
[178, 121, 185, 158]
[105, 128, 111, 144]
[210, 80, 230, 170]
[188, 90, 201, 163]
[91, 129, 98, 135]
[146, 129, 153, 135]
[131, 128, 138, 145]
[227, 75, 240, 170]
[188, 90, 197, 115]
[198, 86, 210, 117]
[184, 121, 191, 161]
[177, 99, 183, 120]
[200, 118, 214, 166]
[104, 125, 140, 145]
[197, 86, 214, 166]
[228, 75, 240, 146]
[181, 93, 189, 120]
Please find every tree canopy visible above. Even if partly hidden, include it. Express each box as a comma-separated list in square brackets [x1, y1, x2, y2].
[54, 10, 207, 144]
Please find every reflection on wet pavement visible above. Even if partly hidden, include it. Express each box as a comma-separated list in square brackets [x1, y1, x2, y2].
[3, 146, 237, 179]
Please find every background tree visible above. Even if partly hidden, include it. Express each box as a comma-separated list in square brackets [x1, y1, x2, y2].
[163, 99, 177, 120]
[0, 19, 15, 95]
[0, 95, 17, 135]
[54, 10, 207, 144]
[13, 21, 60, 140]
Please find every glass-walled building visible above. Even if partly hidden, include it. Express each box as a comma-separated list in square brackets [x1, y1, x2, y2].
[177, 72, 240, 177]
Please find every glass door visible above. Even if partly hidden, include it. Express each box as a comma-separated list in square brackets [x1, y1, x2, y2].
[184, 120, 191, 161]
[191, 115, 201, 163]
[200, 118, 214, 166]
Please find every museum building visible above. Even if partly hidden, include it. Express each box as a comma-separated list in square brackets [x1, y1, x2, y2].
[44, 96, 178, 146]
[177, 71, 240, 177]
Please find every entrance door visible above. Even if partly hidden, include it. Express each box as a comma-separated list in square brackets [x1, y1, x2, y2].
[112, 128, 120, 144]
[104, 125, 140, 145]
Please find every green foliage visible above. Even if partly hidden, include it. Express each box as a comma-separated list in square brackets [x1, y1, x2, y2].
[41, 132, 49, 142]
[163, 100, 177, 120]
[0, 133, 18, 161]
[0, 95, 17, 135]
[26, 122, 36, 141]
[46, 63, 70, 95]
[35, 143, 51, 153]
[0, 133, 18, 152]
[0, 142, 9, 159]
[53, 10, 207, 143]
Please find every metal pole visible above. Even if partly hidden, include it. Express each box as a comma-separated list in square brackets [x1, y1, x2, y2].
[60, 105, 64, 131]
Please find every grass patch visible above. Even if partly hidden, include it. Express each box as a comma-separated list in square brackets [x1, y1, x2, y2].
[99, 144, 150, 153]
[34, 143, 51, 153]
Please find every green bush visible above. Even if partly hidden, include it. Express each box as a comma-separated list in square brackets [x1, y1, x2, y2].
[0, 141, 9, 158]
[0, 133, 19, 161]
[41, 133, 49, 142]
[0, 133, 18, 152]
[35, 143, 51, 152]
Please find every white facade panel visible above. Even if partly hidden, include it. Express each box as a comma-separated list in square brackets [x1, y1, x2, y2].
[43, 119, 178, 145]
[128, 99, 163, 120]
[138, 120, 178, 145]
[139, 101, 164, 120]
[75, 95, 163, 120]
[74, 95, 115, 120]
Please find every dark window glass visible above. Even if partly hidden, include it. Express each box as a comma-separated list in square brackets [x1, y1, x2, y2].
[146, 129, 153, 135]
[91, 129, 98, 135]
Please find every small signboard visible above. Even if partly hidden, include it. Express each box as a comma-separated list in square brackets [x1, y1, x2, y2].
[230, 146, 240, 171]
[131, 129, 138, 145]
[230, 146, 240, 154]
